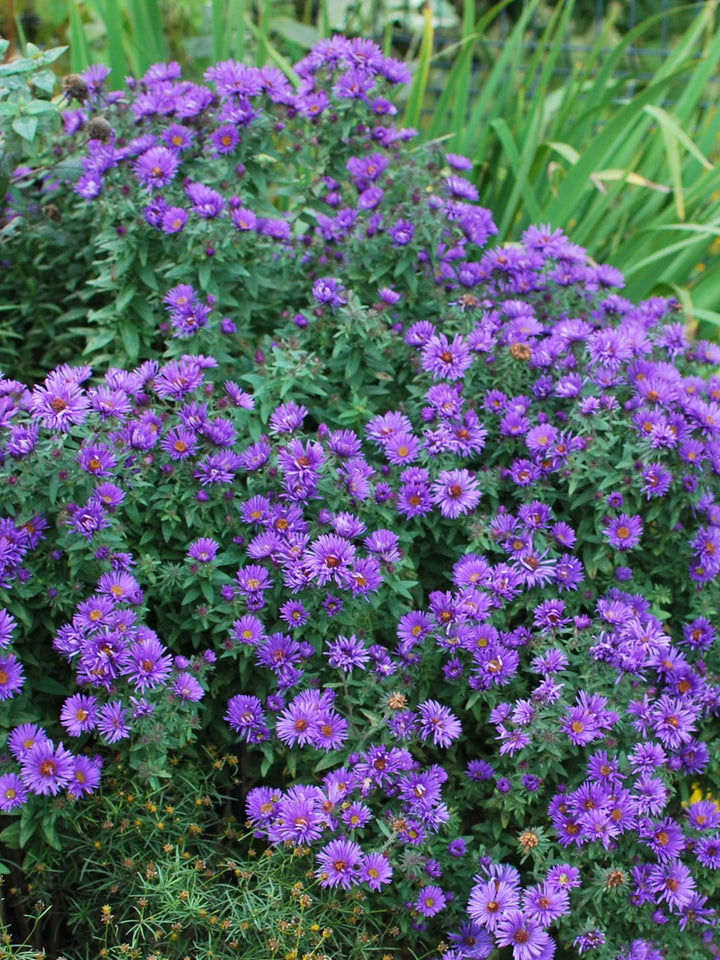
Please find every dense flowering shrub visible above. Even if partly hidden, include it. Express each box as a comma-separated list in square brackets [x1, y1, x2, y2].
[2, 34, 720, 960]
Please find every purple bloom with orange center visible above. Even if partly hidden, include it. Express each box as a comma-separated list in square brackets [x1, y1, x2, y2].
[77, 442, 117, 477]
[187, 538, 219, 563]
[416, 884, 447, 918]
[30, 374, 90, 432]
[225, 694, 266, 740]
[421, 332, 473, 381]
[417, 699, 462, 748]
[20, 739, 75, 796]
[467, 878, 520, 932]
[160, 206, 188, 233]
[494, 908, 551, 960]
[0, 653, 24, 700]
[360, 851, 393, 890]
[306, 534, 356, 587]
[605, 513, 643, 551]
[0, 772, 27, 811]
[316, 838, 363, 889]
[67, 755, 103, 797]
[125, 632, 173, 692]
[60, 693, 99, 736]
[133, 146, 181, 190]
[650, 860, 696, 911]
[431, 468, 481, 519]
[236, 564, 273, 596]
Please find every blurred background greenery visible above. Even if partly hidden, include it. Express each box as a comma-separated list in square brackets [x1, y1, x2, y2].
[2, 0, 720, 331]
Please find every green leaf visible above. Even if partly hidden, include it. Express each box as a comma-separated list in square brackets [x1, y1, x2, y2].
[11, 115, 38, 141]
[25, 100, 57, 115]
[120, 320, 140, 362]
[33, 675, 71, 696]
[404, 3, 434, 131]
[30, 70, 57, 94]
[0, 822, 21, 848]
[116, 281, 137, 311]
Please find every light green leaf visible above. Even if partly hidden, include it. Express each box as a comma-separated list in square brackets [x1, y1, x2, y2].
[11, 115, 38, 141]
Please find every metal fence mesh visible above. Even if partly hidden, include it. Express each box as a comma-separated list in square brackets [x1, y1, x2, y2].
[365, 0, 710, 111]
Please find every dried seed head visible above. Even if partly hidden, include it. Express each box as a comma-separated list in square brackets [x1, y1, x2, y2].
[63, 74, 89, 102]
[518, 830, 540, 851]
[510, 342, 532, 361]
[87, 116, 113, 142]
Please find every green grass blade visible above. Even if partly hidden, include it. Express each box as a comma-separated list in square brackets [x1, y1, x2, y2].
[227, 0, 246, 61]
[318, 0, 330, 41]
[67, 1, 92, 73]
[404, 3, 434, 132]
[244, 14, 299, 83]
[85, 0, 129, 84]
[460, 0, 543, 157]
[211, 0, 225, 63]
[541, 70, 690, 229]
[127, 0, 168, 73]
[490, 116, 542, 237]
[424, 0, 516, 143]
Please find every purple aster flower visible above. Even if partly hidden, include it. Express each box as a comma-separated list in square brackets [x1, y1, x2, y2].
[360, 852, 393, 890]
[431, 468, 481, 518]
[160, 206, 188, 233]
[173, 672, 204, 702]
[60, 693, 99, 736]
[650, 860, 696, 910]
[185, 181, 225, 218]
[97, 700, 130, 743]
[67, 755, 103, 797]
[416, 884, 447, 918]
[685, 800, 720, 831]
[187, 538, 219, 563]
[642, 462, 672, 498]
[20, 739, 75, 796]
[306, 534, 356, 587]
[8, 724, 48, 760]
[0, 653, 24, 700]
[231, 206, 257, 231]
[269, 400, 307, 434]
[313, 277, 347, 309]
[30, 374, 90, 432]
[311, 709, 349, 751]
[124, 632, 172, 692]
[0, 772, 27, 811]
[605, 514, 643, 551]
[325, 634, 369, 672]
[574, 930, 606, 954]
[421, 332, 473, 382]
[418, 699, 461, 748]
[468, 878, 520, 932]
[133, 146, 181, 190]
[388, 218, 414, 245]
[494, 909, 551, 959]
[226, 694, 266, 740]
[448, 838, 467, 857]
[316, 838, 363, 889]
[0, 608, 16, 649]
[696, 833, 720, 868]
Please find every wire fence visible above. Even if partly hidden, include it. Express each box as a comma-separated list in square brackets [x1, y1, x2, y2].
[367, 0, 713, 111]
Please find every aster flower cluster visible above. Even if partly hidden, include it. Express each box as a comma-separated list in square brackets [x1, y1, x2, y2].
[2, 35, 720, 960]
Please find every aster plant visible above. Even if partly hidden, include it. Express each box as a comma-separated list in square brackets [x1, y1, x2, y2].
[0, 34, 720, 960]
